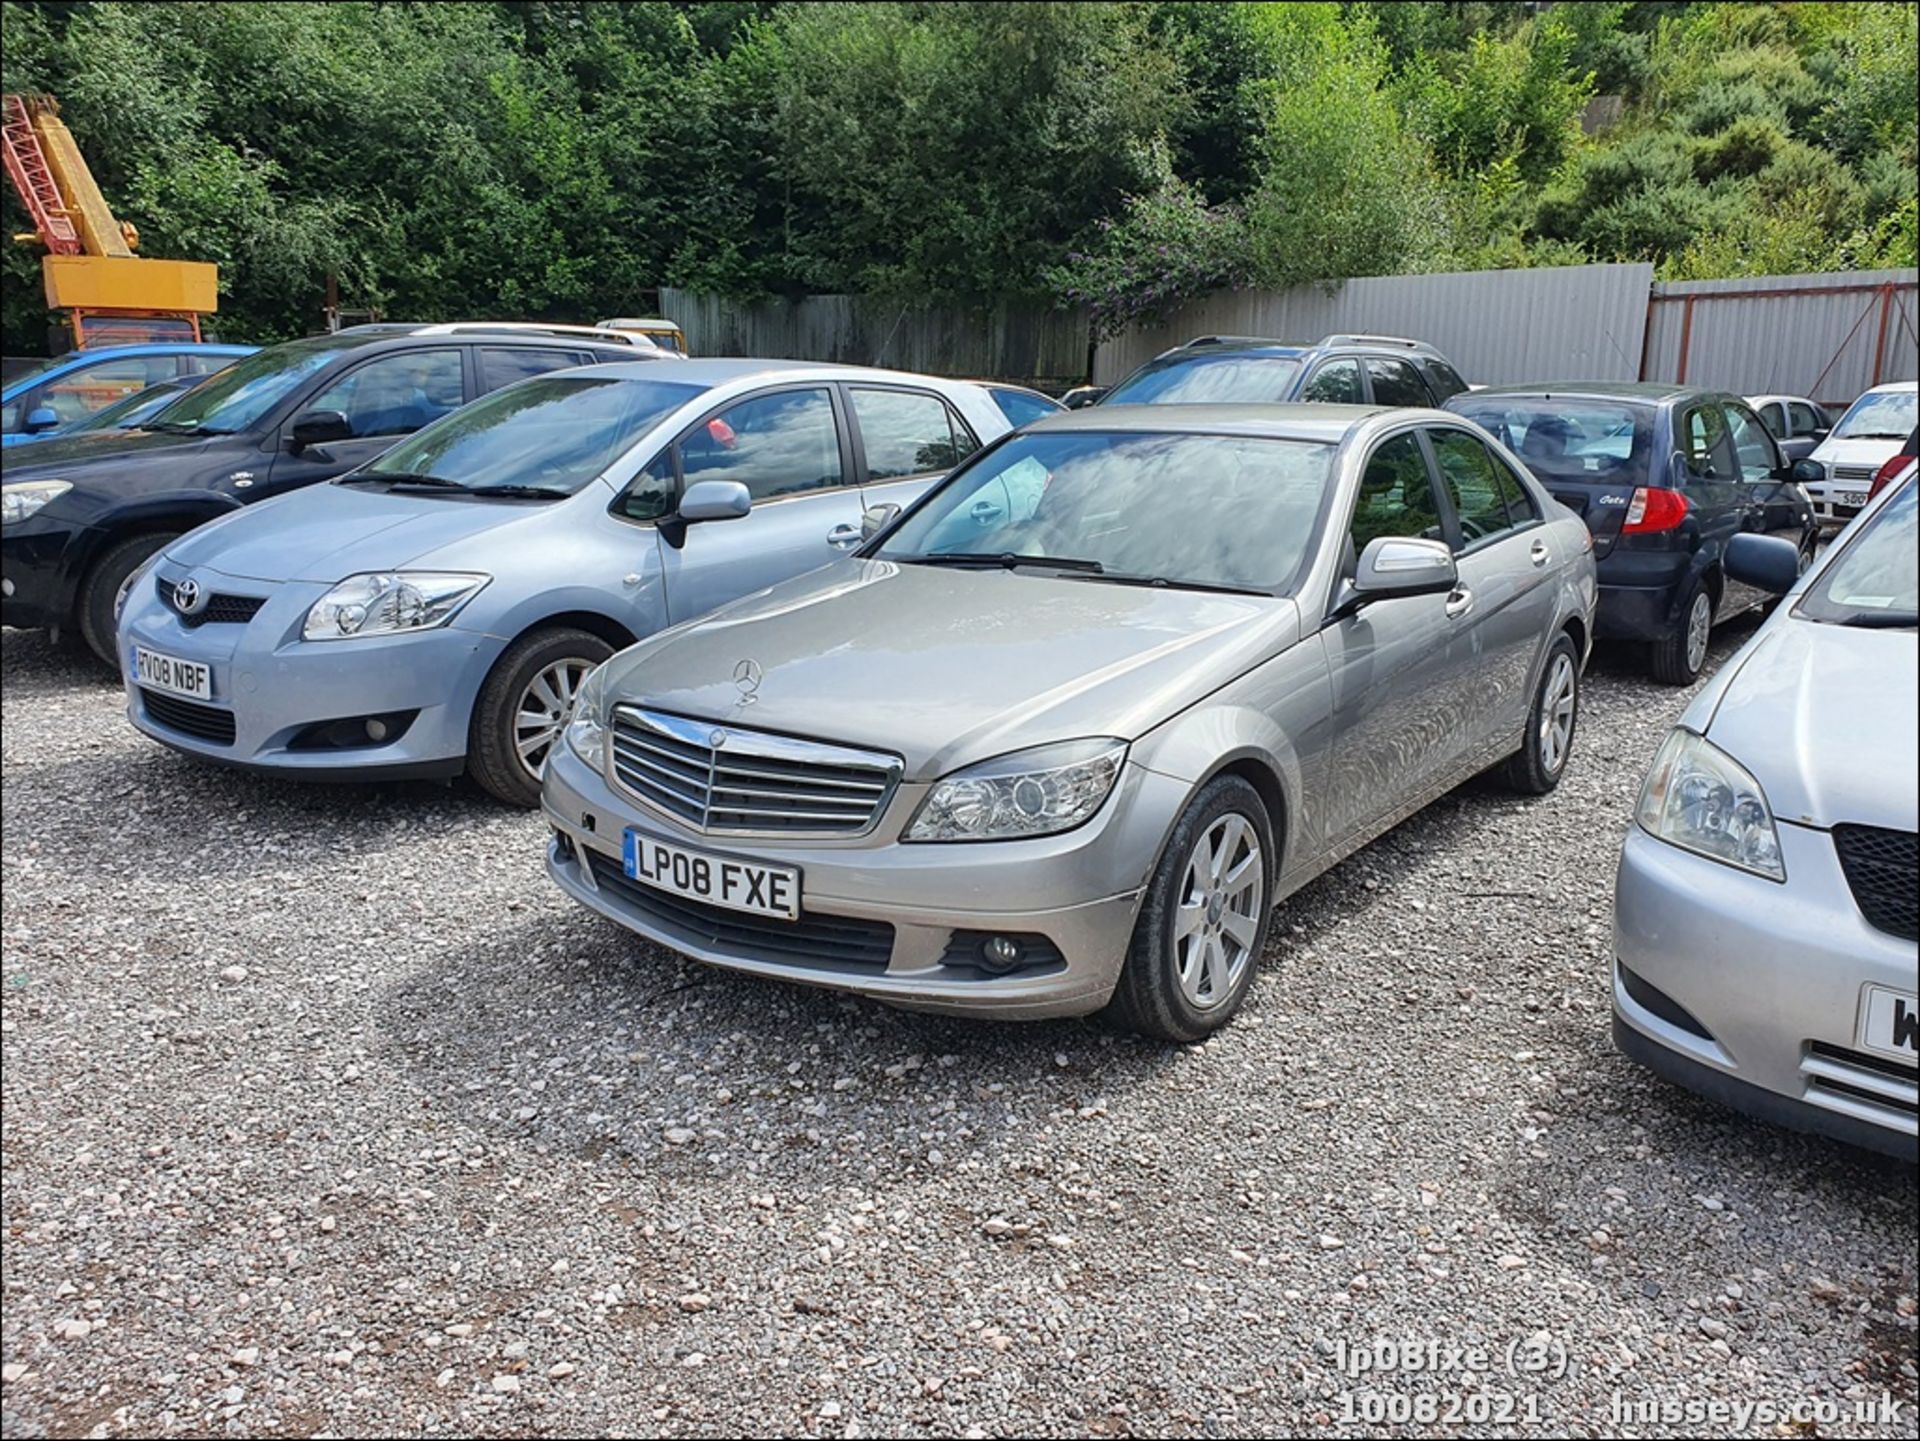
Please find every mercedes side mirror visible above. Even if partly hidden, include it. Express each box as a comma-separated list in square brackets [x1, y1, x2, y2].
[288, 409, 352, 452]
[1724, 532, 1804, 596]
[676, 479, 752, 523]
[1346, 536, 1459, 607]
[861, 502, 901, 541]
[23, 405, 60, 433]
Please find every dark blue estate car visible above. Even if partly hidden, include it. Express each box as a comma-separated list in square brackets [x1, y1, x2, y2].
[1447, 383, 1819, 684]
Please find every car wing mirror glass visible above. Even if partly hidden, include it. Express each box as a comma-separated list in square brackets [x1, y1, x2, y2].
[861, 502, 901, 541]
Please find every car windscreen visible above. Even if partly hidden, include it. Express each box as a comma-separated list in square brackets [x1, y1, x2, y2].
[1830, 388, 1918, 441]
[143, 342, 347, 434]
[1447, 398, 1653, 489]
[875, 430, 1334, 593]
[1103, 354, 1305, 406]
[1797, 480, 1917, 628]
[355, 374, 705, 495]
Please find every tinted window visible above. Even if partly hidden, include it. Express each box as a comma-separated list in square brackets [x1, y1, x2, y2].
[989, 387, 1064, 428]
[1758, 402, 1787, 438]
[1103, 353, 1303, 405]
[1300, 358, 1364, 404]
[1420, 357, 1470, 401]
[850, 387, 966, 479]
[309, 349, 464, 439]
[1682, 405, 1738, 480]
[1448, 397, 1653, 492]
[1789, 401, 1826, 435]
[1429, 429, 1521, 548]
[1365, 357, 1432, 408]
[481, 347, 587, 393]
[361, 375, 703, 497]
[1723, 402, 1777, 481]
[878, 430, 1333, 593]
[681, 387, 841, 501]
[1351, 433, 1443, 551]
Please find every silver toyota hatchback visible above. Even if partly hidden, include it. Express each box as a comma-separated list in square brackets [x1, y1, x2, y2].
[543, 405, 1597, 1039]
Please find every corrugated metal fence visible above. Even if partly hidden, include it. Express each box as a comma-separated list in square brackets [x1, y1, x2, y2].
[1640, 270, 1917, 412]
[663, 265, 1918, 407]
[1092, 263, 1655, 386]
[660, 289, 1090, 390]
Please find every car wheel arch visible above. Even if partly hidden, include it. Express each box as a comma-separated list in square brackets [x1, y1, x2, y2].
[1131, 732, 1296, 900]
[502, 609, 639, 658]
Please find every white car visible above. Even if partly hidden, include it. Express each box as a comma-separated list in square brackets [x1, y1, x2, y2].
[1744, 392, 1830, 463]
[1796, 380, 1917, 527]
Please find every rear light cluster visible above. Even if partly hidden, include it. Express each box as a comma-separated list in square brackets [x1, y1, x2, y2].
[1621, 486, 1689, 534]
[1868, 452, 1913, 502]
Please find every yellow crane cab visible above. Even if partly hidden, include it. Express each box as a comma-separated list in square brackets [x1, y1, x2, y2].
[596, 317, 687, 356]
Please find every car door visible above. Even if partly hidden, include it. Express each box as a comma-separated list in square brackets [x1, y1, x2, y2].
[1675, 399, 1745, 574]
[1723, 398, 1812, 610]
[654, 384, 865, 624]
[262, 346, 469, 499]
[845, 383, 980, 519]
[1362, 355, 1436, 408]
[1315, 429, 1467, 848]
[1425, 425, 1560, 755]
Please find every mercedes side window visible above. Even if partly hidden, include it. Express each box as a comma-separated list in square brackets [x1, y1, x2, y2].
[849, 387, 969, 480]
[1300, 358, 1364, 404]
[307, 348, 465, 439]
[1723, 402, 1779, 482]
[1364, 357, 1432, 408]
[1428, 429, 1520, 550]
[679, 387, 842, 501]
[1350, 432, 1445, 554]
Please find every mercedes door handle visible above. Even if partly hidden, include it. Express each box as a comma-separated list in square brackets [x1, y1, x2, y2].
[825, 524, 861, 549]
[1529, 539, 1550, 567]
[1445, 586, 1474, 620]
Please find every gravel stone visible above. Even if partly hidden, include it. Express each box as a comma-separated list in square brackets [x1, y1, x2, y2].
[2, 621, 1914, 1436]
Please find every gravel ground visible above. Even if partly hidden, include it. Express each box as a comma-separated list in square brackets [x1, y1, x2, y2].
[2, 619, 1914, 1440]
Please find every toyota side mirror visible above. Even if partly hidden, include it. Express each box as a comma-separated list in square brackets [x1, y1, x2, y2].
[24, 405, 60, 433]
[861, 502, 901, 541]
[1724, 532, 1803, 596]
[1353, 535, 1458, 599]
[676, 479, 752, 523]
[289, 409, 351, 452]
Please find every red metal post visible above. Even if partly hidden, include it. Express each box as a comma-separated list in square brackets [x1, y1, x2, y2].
[1674, 296, 1696, 385]
[1870, 283, 1895, 386]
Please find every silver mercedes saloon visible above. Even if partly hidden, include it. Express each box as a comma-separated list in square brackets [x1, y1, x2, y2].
[542, 404, 1598, 1039]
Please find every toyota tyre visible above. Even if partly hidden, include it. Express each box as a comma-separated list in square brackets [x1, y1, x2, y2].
[469, 627, 614, 807]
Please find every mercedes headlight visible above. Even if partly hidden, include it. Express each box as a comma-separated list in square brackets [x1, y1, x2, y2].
[302, 572, 488, 641]
[563, 661, 610, 772]
[2, 480, 72, 526]
[904, 739, 1125, 842]
[1636, 727, 1784, 881]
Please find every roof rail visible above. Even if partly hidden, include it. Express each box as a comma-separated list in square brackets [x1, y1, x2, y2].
[1319, 333, 1438, 353]
[1181, 334, 1280, 349]
[404, 321, 659, 348]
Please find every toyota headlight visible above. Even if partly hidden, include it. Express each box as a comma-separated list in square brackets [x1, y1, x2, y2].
[904, 739, 1126, 842]
[2, 480, 72, 526]
[302, 572, 488, 641]
[1636, 727, 1785, 881]
[563, 661, 610, 772]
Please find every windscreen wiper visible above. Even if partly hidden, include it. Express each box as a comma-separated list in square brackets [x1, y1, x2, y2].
[1835, 610, 1919, 629]
[1073, 572, 1272, 597]
[470, 484, 573, 500]
[901, 552, 1105, 573]
[338, 471, 470, 491]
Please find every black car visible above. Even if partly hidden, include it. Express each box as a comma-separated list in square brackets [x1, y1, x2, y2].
[1, 325, 650, 663]
[1447, 383, 1819, 684]
[1069, 333, 1472, 409]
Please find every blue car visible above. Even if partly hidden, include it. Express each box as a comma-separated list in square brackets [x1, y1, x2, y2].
[2, 343, 256, 447]
[115, 359, 1015, 805]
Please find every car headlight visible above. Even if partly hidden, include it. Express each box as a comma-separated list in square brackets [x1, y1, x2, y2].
[904, 739, 1126, 842]
[563, 661, 610, 772]
[302, 572, 488, 641]
[2, 480, 72, 526]
[1636, 727, 1785, 881]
